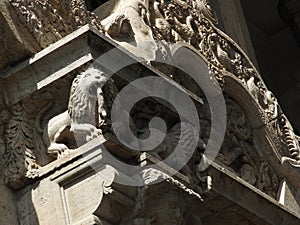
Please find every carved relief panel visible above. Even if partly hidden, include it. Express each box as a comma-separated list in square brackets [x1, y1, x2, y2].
[8, 0, 104, 50]
[218, 96, 279, 198]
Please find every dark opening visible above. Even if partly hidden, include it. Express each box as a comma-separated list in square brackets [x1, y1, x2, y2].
[85, 0, 110, 11]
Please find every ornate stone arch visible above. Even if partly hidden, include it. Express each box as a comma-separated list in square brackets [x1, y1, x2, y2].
[169, 43, 283, 198]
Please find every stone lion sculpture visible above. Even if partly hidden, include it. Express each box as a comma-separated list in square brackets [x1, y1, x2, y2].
[43, 66, 117, 158]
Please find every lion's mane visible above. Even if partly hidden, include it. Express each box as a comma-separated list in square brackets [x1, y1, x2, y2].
[68, 67, 110, 126]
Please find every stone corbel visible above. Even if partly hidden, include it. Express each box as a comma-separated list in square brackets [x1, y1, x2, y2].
[139, 152, 212, 200]
[121, 167, 205, 225]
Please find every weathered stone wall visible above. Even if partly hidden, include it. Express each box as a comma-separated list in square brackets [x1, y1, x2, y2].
[0, 178, 18, 225]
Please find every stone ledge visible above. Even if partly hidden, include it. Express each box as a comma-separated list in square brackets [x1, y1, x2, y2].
[0, 25, 96, 109]
[210, 161, 300, 224]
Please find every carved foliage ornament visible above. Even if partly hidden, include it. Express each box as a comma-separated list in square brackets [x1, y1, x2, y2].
[100, 0, 300, 166]
[2, 0, 298, 190]
[100, 0, 279, 124]
[197, 96, 279, 198]
[219, 97, 279, 198]
[0, 92, 53, 189]
[9, 0, 104, 49]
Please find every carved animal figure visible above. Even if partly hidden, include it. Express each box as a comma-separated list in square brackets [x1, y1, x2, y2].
[209, 33, 232, 70]
[105, 15, 132, 38]
[246, 76, 259, 100]
[101, 0, 157, 61]
[257, 85, 279, 118]
[43, 111, 72, 158]
[173, 15, 195, 44]
[68, 67, 108, 137]
[43, 67, 113, 158]
[193, 0, 217, 24]
[153, 1, 171, 40]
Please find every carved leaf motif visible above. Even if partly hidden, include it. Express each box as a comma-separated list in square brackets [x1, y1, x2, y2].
[1, 91, 53, 188]
[3, 104, 37, 185]
[9, 0, 103, 49]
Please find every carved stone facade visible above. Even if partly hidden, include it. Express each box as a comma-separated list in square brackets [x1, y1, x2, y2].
[0, 0, 300, 225]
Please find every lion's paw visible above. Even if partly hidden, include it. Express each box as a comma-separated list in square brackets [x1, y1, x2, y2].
[86, 128, 102, 142]
[48, 143, 70, 159]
